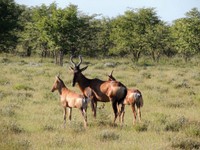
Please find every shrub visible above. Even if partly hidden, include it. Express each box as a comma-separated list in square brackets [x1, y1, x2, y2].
[134, 122, 148, 132]
[148, 113, 168, 131]
[164, 116, 187, 132]
[42, 124, 55, 131]
[17, 139, 31, 150]
[96, 107, 111, 127]
[1, 105, 15, 117]
[0, 78, 10, 85]
[141, 72, 151, 79]
[172, 137, 200, 149]
[54, 135, 66, 147]
[3, 121, 24, 134]
[99, 130, 119, 141]
[174, 80, 190, 89]
[19, 60, 28, 65]
[184, 121, 200, 138]
[1, 58, 11, 63]
[69, 120, 86, 133]
[43, 92, 57, 101]
[14, 84, 34, 91]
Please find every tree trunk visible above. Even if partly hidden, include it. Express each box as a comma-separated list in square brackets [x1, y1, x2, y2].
[54, 50, 58, 65]
[26, 47, 31, 57]
[59, 50, 64, 66]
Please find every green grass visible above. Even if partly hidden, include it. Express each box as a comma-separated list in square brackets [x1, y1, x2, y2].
[0, 54, 200, 150]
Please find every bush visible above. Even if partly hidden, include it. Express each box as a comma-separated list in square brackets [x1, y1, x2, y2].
[1, 58, 11, 63]
[42, 124, 55, 131]
[14, 84, 34, 91]
[99, 130, 119, 141]
[134, 122, 148, 132]
[3, 121, 24, 134]
[96, 107, 111, 127]
[1, 105, 15, 117]
[172, 137, 200, 149]
[184, 121, 200, 138]
[69, 120, 86, 133]
[164, 116, 187, 132]
[17, 139, 31, 150]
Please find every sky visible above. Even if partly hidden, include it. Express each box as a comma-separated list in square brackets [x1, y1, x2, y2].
[15, 0, 200, 23]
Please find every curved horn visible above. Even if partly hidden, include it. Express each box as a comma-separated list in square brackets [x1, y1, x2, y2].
[77, 55, 82, 67]
[58, 72, 61, 78]
[109, 70, 114, 76]
[70, 55, 76, 67]
[108, 70, 116, 81]
[56, 72, 61, 80]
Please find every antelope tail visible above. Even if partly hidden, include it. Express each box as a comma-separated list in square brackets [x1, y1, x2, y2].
[134, 92, 143, 107]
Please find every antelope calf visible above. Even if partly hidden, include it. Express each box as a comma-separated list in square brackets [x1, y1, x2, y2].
[69, 55, 127, 125]
[108, 70, 143, 125]
[51, 75, 89, 128]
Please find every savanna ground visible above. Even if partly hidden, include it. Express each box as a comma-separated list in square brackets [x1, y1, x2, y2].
[0, 54, 200, 150]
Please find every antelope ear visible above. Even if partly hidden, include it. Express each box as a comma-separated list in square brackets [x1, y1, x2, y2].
[56, 74, 61, 81]
[57, 73, 60, 78]
[55, 76, 59, 80]
[80, 66, 88, 72]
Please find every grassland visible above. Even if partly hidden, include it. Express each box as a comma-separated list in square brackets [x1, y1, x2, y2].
[0, 54, 200, 150]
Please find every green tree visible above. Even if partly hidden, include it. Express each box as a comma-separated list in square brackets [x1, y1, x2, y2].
[78, 16, 113, 57]
[18, 6, 36, 56]
[96, 17, 112, 57]
[110, 8, 161, 62]
[19, 3, 89, 65]
[145, 22, 172, 62]
[45, 4, 84, 65]
[18, 4, 53, 57]
[171, 8, 200, 62]
[0, 0, 23, 52]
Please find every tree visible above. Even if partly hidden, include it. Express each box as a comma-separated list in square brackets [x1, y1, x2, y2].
[145, 22, 172, 62]
[45, 4, 83, 65]
[0, 0, 23, 52]
[96, 17, 113, 57]
[18, 3, 88, 65]
[110, 8, 161, 62]
[171, 8, 200, 62]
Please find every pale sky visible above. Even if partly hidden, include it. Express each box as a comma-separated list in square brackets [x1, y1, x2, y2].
[15, 0, 200, 23]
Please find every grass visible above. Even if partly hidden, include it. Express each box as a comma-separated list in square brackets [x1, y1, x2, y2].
[0, 54, 200, 150]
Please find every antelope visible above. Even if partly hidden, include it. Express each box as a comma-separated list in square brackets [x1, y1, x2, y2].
[51, 75, 89, 128]
[69, 55, 127, 125]
[107, 70, 143, 125]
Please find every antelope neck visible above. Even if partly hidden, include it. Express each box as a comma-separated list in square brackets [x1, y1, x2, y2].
[77, 73, 90, 91]
[58, 85, 67, 95]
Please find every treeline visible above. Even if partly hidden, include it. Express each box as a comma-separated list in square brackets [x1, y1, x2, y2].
[1, 0, 200, 65]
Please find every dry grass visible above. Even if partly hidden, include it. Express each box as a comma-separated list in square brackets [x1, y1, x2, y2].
[0, 54, 200, 150]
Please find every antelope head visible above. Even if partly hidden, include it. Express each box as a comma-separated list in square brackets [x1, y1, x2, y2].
[107, 70, 116, 81]
[70, 55, 88, 87]
[51, 74, 61, 92]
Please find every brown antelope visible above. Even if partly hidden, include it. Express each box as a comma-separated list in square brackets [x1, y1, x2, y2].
[69, 55, 127, 125]
[107, 70, 143, 125]
[51, 75, 89, 128]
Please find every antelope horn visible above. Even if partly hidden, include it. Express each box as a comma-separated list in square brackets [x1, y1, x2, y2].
[77, 55, 82, 67]
[56, 73, 61, 80]
[109, 70, 114, 76]
[57, 72, 60, 78]
[70, 55, 76, 67]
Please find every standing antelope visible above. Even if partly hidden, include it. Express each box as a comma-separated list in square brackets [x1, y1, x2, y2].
[107, 70, 143, 125]
[51, 75, 89, 128]
[69, 55, 127, 125]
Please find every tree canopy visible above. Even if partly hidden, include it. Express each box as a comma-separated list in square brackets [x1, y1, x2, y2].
[0, 1, 200, 64]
